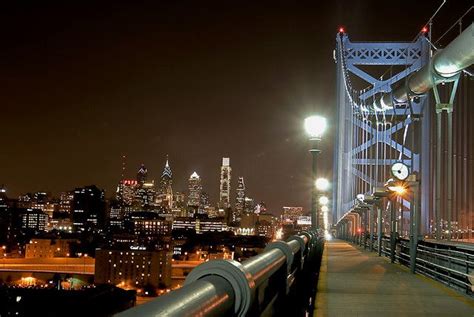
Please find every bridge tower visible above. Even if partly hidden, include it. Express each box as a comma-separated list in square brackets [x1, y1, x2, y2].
[333, 31, 431, 234]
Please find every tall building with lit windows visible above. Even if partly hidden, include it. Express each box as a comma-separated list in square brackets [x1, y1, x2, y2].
[136, 164, 148, 185]
[58, 191, 74, 214]
[20, 209, 48, 232]
[72, 185, 106, 232]
[187, 172, 202, 208]
[158, 157, 173, 209]
[235, 177, 246, 220]
[116, 180, 139, 207]
[135, 181, 156, 209]
[219, 157, 231, 209]
[95, 248, 172, 289]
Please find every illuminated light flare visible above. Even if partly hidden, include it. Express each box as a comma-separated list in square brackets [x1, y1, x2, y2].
[387, 185, 406, 195]
[315, 178, 330, 191]
[304, 115, 327, 139]
[319, 196, 329, 205]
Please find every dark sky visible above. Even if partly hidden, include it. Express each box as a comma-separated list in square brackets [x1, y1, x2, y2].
[1, 1, 471, 213]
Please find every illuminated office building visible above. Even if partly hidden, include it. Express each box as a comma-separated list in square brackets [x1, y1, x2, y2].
[187, 172, 202, 208]
[235, 177, 246, 221]
[158, 158, 173, 209]
[219, 158, 231, 209]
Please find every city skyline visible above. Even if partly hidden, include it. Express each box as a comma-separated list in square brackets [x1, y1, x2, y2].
[2, 155, 278, 213]
[1, 1, 471, 214]
[0, 2, 472, 316]
[1, 153, 303, 214]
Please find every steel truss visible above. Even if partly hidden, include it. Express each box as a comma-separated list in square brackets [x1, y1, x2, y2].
[333, 32, 431, 234]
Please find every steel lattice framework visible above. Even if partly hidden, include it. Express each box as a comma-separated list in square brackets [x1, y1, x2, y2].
[333, 32, 431, 234]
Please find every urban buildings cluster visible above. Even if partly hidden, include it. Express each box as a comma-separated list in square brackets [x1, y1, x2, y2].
[0, 156, 312, 316]
[113, 157, 263, 223]
[0, 157, 313, 295]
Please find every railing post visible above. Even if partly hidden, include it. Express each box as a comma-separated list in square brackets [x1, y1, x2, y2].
[390, 200, 397, 263]
[409, 178, 420, 273]
[377, 205, 382, 256]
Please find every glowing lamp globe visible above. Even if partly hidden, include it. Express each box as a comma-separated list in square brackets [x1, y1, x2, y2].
[304, 115, 327, 139]
[319, 196, 329, 205]
[315, 178, 330, 191]
[321, 205, 329, 213]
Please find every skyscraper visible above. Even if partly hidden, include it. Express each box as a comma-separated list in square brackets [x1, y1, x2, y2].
[136, 164, 148, 184]
[200, 192, 210, 209]
[72, 185, 106, 232]
[235, 177, 246, 221]
[158, 157, 173, 209]
[219, 157, 231, 209]
[135, 180, 156, 209]
[58, 191, 74, 214]
[116, 179, 138, 207]
[187, 172, 202, 208]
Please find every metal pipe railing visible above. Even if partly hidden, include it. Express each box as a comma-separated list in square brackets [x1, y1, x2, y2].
[347, 233, 474, 294]
[116, 230, 322, 317]
[375, 23, 474, 110]
[116, 275, 235, 317]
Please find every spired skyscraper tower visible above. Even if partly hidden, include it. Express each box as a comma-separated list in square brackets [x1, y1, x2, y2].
[158, 157, 173, 209]
[187, 172, 202, 208]
[219, 157, 231, 209]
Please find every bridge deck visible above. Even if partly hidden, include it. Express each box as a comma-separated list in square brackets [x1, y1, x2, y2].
[315, 240, 474, 317]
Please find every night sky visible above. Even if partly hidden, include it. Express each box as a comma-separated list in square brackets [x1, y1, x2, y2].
[1, 1, 471, 213]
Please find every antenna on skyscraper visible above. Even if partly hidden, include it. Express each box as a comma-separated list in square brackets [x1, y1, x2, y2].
[120, 154, 127, 210]
[121, 155, 126, 180]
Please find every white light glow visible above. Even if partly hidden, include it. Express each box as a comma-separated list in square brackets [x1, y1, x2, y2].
[275, 227, 283, 240]
[387, 185, 406, 195]
[304, 115, 327, 139]
[319, 196, 329, 205]
[315, 178, 330, 191]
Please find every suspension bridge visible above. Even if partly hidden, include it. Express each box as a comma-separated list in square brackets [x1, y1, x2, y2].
[114, 13, 474, 317]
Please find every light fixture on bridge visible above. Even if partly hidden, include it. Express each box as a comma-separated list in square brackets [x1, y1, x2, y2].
[315, 178, 330, 191]
[319, 196, 329, 205]
[321, 205, 329, 213]
[385, 178, 407, 196]
[387, 185, 406, 195]
[305, 114, 328, 230]
[304, 115, 327, 140]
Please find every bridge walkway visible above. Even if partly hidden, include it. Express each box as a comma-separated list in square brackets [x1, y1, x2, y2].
[315, 240, 474, 317]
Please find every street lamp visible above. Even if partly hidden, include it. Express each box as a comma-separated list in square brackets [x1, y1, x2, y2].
[315, 178, 330, 191]
[304, 116, 327, 139]
[305, 115, 327, 229]
[319, 196, 329, 206]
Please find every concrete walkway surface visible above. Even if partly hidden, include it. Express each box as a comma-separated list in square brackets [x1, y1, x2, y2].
[314, 240, 474, 317]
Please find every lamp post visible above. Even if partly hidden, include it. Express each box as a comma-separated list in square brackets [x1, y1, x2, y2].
[384, 178, 407, 263]
[305, 115, 327, 229]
